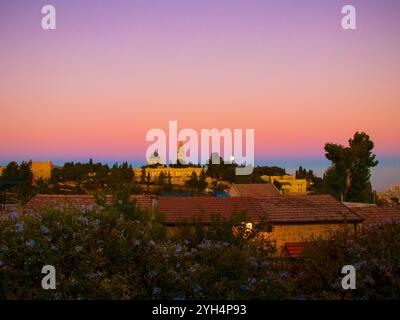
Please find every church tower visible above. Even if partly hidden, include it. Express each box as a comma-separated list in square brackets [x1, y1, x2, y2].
[177, 141, 185, 164]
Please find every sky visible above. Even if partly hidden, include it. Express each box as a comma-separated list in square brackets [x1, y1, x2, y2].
[0, 0, 399, 191]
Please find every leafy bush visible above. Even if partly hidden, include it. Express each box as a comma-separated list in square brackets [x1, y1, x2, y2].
[1, 205, 399, 300]
[295, 224, 400, 299]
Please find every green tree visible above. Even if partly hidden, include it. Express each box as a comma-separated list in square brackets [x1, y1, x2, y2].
[2, 161, 33, 203]
[186, 172, 199, 191]
[146, 172, 151, 192]
[295, 166, 307, 179]
[323, 132, 378, 202]
[164, 172, 173, 193]
[2, 161, 20, 180]
[158, 171, 167, 187]
[198, 169, 208, 191]
[140, 168, 146, 184]
[296, 166, 315, 180]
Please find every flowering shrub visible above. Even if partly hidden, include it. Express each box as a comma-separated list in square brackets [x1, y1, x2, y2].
[296, 223, 400, 299]
[0, 207, 285, 299]
[1, 206, 399, 300]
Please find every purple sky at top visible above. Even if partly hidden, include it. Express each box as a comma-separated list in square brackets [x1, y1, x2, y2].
[0, 0, 399, 190]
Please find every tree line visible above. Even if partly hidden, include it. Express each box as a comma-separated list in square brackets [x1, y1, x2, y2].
[1, 131, 379, 203]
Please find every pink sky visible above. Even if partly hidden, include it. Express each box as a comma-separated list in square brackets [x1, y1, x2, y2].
[0, 0, 399, 190]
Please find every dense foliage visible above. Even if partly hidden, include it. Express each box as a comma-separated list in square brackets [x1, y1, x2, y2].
[323, 132, 378, 202]
[1, 202, 399, 300]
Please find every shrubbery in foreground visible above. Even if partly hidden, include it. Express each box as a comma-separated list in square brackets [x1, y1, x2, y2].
[1, 204, 399, 300]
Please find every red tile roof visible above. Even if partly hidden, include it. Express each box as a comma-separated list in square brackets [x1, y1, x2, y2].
[229, 183, 281, 197]
[24, 194, 153, 212]
[156, 197, 266, 225]
[350, 206, 400, 226]
[256, 194, 362, 223]
[284, 242, 305, 257]
[24, 193, 363, 225]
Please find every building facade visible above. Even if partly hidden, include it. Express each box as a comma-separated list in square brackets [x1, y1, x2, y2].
[133, 167, 204, 185]
[261, 175, 307, 195]
[31, 161, 53, 180]
[0, 161, 52, 181]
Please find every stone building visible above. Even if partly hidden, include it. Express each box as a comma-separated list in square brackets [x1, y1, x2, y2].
[132, 167, 204, 185]
[261, 175, 307, 195]
[31, 161, 53, 180]
[0, 161, 52, 181]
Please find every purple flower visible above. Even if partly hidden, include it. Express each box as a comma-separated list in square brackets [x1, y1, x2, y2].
[198, 240, 211, 249]
[174, 244, 182, 253]
[9, 211, 19, 220]
[240, 285, 249, 291]
[249, 278, 257, 285]
[16, 223, 24, 233]
[40, 226, 49, 233]
[259, 261, 269, 268]
[355, 261, 366, 271]
[0, 261, 4, 267]
[26, 239, 36, 247]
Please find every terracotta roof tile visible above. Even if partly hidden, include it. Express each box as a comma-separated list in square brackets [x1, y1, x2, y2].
[256, 194, 362, 223]
[24, 194, 153, 212]
[351, 206, 400, 225]
[229, 183, 281, 197]
[23, 193, 364, 225]
[156, 197, 265, 225]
